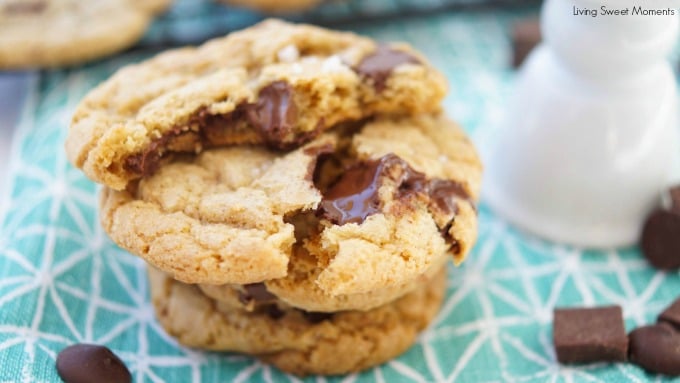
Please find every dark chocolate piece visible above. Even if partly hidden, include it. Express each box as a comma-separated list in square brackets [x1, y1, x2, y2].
[303, 143, 335, 182]
[4, 1, 46, 14]
[317, 157, 384, 225]
[629, 323, 680, 376]
[356, 46, 420, 91]
[266, 305, 286, 320]
[668, 185, 680, 213]
[658, 297, 680, 330]
[317, 153, 469, 228]
[246, 81, 298, 147]
[640, 209, 680, 270]
[512, 18, 541, 68]
[56, 344, 131, 383]
[124, 81, 312, 177]
[238, 283, 277, 305]
[302, 311, 334, 324]
[553, 306, 628, 364]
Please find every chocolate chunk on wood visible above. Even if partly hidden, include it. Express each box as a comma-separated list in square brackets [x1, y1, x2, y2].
[640, 209, 680, 270]
[629, 323, 680, 376]
[553, 306, 628, 364]
[658, 297, 680, 330]
[56, 344, 131, 383]
[512, 18, 541, 68]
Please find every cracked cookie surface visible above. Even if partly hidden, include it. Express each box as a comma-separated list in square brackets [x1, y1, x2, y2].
[100, 115, 481, 312]
[148, 264, 447, 376]
[65, 19, 447, 190]
[0, 0, 170, 69]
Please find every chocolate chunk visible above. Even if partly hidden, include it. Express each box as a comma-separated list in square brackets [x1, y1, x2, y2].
[246, 81, 298, 148]
[4, 1, 46, 14]
[317, 153, 470, 229]
[629, 323, 680, 376]
[266, 305, 286, 320]
[302, 311, 334, 324]
[317, 157, 384, 225]
[658, 297, 680, 330]
[238, 283, 277, 306]
[303, 143, 335, 181]
[553, 306, 628, 364]
[640, 209, 680, 270]
[56, 344, 131, 383]
[416, 178, 468, 216]
[512, 18, 541, 68]
[356, 46, 420, 91]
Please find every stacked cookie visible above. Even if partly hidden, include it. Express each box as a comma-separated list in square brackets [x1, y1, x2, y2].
[65, 20, 482, 376]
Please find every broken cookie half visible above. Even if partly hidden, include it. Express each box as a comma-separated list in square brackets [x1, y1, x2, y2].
[66, 19, 447, 190]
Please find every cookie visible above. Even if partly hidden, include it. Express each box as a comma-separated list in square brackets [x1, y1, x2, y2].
[65, 19, 447, 190]
[198, 244, 448, 312]
[99, 115, 480, 302]
[218, 0, 323, 13]
[0, 0, 170, 69]
[148, 264, 447, 376]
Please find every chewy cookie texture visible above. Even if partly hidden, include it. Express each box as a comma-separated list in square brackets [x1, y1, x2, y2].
[149, 265, 447, 376]
[67, 19, 482, 376]
[0, 0, 170, 69]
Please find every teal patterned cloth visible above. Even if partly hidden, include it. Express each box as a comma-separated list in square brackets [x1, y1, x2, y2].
[2, 4, 680, 383]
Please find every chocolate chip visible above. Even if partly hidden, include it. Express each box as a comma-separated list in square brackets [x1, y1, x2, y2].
[356, 46, 420, 91]
[659, 297, 680, 330]
[266, 305, 286, 320]
[317, 157, 384, 225]
[553, 306, 628, 364]
[317, 153, 469, 228]
[640, 209, 680, 270]
[246, 81, 298, 148]
[512, 18, 541, 68]
[238, 283, 277, 306]
[56, 344, 131, 383]
[629, 323, 680, 376]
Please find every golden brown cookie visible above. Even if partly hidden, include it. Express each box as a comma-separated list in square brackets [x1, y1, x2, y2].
[65, 19, 447, 190]
[99, 115, 480, 312]
[0, 0, 171, 69]
[148, 264, 447, 376]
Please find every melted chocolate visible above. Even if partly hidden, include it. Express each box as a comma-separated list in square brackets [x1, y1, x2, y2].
[266, 305, 286, 320]
[356, 46, 421, 91]
[238, 283, 277, 305]
[317, 158, 385, 225]
[317, 153, 470, 226]
[303, 143, 335, 181]
[302, 311, 334, 324]
[124, 81, 308, 177]
[246, 81, 298, 146]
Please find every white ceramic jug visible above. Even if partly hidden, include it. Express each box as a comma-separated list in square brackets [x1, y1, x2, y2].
[484, 0, 680, 248]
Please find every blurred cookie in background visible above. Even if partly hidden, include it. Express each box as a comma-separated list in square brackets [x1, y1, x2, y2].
[216, 0, 325, 13]
[0, 0, 172, 69]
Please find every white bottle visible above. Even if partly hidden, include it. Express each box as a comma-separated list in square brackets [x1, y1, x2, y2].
[484, 0, 680, 248]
